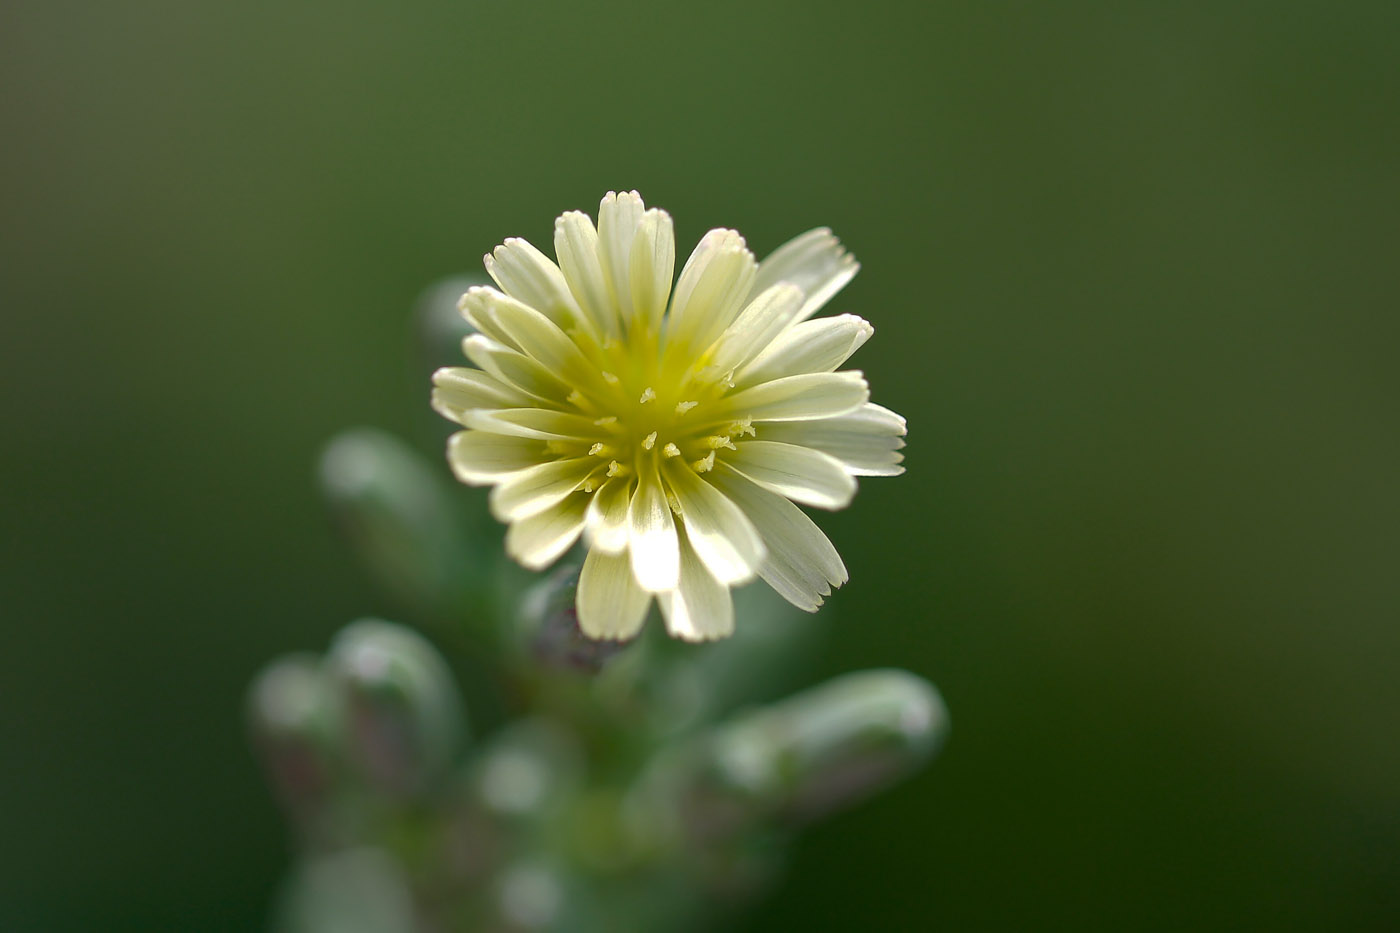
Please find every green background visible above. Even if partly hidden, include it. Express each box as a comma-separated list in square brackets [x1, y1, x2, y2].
[4, 0, 1397, 928]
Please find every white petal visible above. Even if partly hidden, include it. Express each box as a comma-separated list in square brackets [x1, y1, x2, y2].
[431, 368, 530, 424]
[718, 371, 869, 422]
[708, 463, 847, 612]
[727, 440, 857, 510]
[577, 546, 651, 640]
[489, 458, 597, 522]
[458, 286, 524, 352]
[750, 227, 859, 323]
[663, 459, 766, 585]
[597, 190, 645, 322]
[483, 237, 582, 328]
[658, 530, 735, 641]
[463, 287, 591, 378]
[629, 209, 675, 333]
[627, 461, 680, 591]
[664, 229, 756, 356]
[461, 407, 599, 442]
[505, 493, 588, 569]
[736, 314, 873, 386]
[705, 283, 805, 375]
[447, 431, 548, 484]
[554, 211, 618, 338]
[759, 403, 907, 476]
[585, 474, 633, 554]
[461, 335, 572, 404]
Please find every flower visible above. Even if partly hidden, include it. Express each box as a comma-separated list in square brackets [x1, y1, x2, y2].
[432, 192, 905, 641]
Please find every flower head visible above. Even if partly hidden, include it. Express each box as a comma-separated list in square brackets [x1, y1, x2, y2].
[432, 192, 905, 641]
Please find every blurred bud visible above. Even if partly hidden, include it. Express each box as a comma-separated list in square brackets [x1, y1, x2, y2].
[515, 565, 631, 673]
[319, 428, 479, 622]
[248, 654, 341, 825]
[469, 718, 582, 822]
[328, 619, 466, 799]
[495, 861, 566, 931]
[275, 847, 416, 933]
[414, 275, 483, 375]
[636, 669, 947, 844]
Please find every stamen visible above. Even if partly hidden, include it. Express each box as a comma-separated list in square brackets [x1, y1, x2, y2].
[582, 477, 599, 493]
[602, 371, 620, 385]
[707, 435, 737, 451]
[692, 451, 716, 473]
[588, 442, 616, 457]
[662, 443, 681, 458]
[726, 417, 755, 437]
[639, 386, 657, 404]
[606, 460, 626, 477]
[666, 492, 683, 514]
[566, 390, 586, 407]
[594, 416, 618, 427]
[642, 431, 657, 450]
[675, 400, 699, 415]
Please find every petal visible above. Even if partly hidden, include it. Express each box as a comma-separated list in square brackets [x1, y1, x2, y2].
[489, 457, 598, 522]
[554, 211, 618, 338]
[664, 229, 757, 357]
[717, 371, 869, 422]
[705, 283, 806, 375]
[585, 474, 633, 554]
[629, 208, 675, 333]
[658, 529, 735, 642]
[483, 237, 581, 328]
[577, 546, 652, 640]
[461, 335, 572, 404]
[431, 368, 531, 424]
[750, 227, 859, 323]
[727, 440, 857, 510]
[461, 407, 599, 442]
[597, 190, 645, 322]
[736, 314, 873, 386]
[760, 403, 907, 476]
[447, 431, 548, 484]
[505, 492, 588, 570]
[663, 459, 766, 585]
[627, 460, 680, 591]
[457, 286, 525, 352]
[463, 287, 592, 378]
[707, 463, 847, 612]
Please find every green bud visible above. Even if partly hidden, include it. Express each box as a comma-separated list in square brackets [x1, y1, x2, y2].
[327, 619, 465, 798]
[319, 429, 479, 622]
[637, 669, 947, 843]
[247, 654, 341, 825]
[516, 566, 631, 674]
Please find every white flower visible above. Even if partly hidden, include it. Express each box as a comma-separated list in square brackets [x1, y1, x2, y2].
[432, 192, 906, 641]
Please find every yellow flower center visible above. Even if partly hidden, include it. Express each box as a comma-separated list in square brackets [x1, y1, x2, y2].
[552, 323, 757, 495]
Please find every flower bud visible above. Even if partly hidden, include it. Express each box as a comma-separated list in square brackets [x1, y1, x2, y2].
[639, 669, 947, 843]
[327, 619, 465, 799]
[247, 654, 341, 825]
[515, 566, 632, 673]
[319, 429, 479, 622]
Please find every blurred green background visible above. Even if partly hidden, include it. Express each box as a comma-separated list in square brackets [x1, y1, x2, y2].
[3, 0, 1398, 929]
